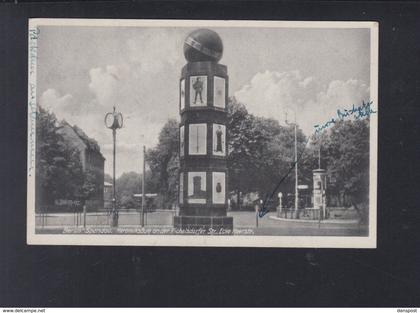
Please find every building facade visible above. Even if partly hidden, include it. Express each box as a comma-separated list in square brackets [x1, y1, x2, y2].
[57, 121, 105, 211]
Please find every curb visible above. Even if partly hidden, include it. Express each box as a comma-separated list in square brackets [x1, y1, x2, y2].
[268, 215, 360, 224]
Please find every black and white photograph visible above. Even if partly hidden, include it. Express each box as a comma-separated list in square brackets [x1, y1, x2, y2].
[27, 19, 378, 247]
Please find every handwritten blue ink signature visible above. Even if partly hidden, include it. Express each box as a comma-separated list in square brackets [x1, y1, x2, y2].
[314, 100, 376, 135]
[257, 100, 376, 218]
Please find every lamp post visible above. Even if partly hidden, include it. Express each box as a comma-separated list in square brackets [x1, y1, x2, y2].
[277, 192, 283, 217]
[105, 106, 123, 228]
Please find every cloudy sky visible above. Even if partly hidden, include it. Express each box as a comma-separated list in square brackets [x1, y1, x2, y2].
[37, 24, 371, 176]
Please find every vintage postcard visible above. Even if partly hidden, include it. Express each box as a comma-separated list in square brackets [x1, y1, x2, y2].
[27, 19, 378, 247]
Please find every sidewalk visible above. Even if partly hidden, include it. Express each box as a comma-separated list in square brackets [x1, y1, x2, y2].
[268, 215, 360, 224]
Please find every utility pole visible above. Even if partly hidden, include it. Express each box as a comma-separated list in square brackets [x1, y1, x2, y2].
[285, 108, 299, 217]
[294, 112, 299, 216]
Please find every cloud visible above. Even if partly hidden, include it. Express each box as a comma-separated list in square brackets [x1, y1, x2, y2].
[235, 70, 319, 120]
[302, 79, 370, 135]
[234, 70, 370, 135]
[316, 79, 370, 111]
[88, 65, 122, 108]
[39, 88, 74, 113]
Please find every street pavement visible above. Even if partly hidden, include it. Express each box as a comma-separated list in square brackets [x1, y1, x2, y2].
[228, 211, 367, 236]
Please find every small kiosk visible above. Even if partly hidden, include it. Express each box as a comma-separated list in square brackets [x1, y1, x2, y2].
[313, 168, 327, 219]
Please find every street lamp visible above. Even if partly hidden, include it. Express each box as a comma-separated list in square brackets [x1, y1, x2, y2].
[105, 106, 123, 228]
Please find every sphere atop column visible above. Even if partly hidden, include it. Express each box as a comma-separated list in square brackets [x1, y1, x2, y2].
[183, 29, 223, 63]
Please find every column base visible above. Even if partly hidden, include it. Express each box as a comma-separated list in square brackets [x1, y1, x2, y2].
[174, 215, 233, 231]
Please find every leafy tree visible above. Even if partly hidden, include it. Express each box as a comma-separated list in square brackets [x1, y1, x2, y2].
[36, 107, 84, 210]
[227, 97, 307, 209]
[227, 98, 256, 206]
[324, 119, 369, 205]
[37, 107, 108, 213]
[77, 168, 102, 207]
[145, 119, 179, 209]
[300, 119, 370, 219]
[114, 171, 141, 210]
[113, 170, 158, 210]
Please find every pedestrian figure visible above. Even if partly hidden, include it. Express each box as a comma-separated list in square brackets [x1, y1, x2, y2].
[193, 77, 203, 104]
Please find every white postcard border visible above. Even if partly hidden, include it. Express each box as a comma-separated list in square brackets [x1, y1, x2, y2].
[27, 18, 378, 248]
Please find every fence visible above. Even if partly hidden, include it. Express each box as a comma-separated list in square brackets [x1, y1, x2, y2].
[35, 210, 177, 228]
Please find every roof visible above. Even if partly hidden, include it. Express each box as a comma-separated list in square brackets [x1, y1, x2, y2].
[58, 120, 104, 159]
[104, 182, 113, 187]
[72, 125, 101, 153]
